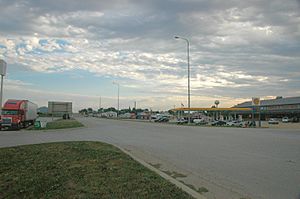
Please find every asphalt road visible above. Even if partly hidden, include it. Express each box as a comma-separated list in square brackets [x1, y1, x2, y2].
[0, 117, 299, 199]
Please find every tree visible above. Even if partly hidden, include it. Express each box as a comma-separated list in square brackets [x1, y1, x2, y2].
[79, 108, 88, 115]
[104, 107, 117, 112]
[168, 110, 174, 115]
[87, 108, 93, 113]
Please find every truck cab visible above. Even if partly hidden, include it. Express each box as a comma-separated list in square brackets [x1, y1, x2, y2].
[1, 99, 37, 130]
[1, 109, 25, 129]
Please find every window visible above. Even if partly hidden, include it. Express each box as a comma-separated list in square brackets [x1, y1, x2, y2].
[2, 110, 18, 115]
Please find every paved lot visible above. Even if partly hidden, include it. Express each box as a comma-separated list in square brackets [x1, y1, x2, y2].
[0, 117, 299, 199]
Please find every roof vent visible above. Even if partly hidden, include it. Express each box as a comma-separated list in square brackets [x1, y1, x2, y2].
[276, 96, 283, 99]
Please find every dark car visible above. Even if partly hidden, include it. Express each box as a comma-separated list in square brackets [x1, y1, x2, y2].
[211, 120, 226, 126]
[155, 116, 169, 123]
[290, 117, 299, 123]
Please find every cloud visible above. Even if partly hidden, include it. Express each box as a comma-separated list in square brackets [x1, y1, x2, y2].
[0, 0, 299, 110]
[3, 78, 251, 111]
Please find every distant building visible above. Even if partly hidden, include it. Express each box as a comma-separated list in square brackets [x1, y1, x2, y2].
[137, 112, 150, 120]
[234, 96, 300, 120]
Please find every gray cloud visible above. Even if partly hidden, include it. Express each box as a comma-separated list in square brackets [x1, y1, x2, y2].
[0, 0, 299, 108]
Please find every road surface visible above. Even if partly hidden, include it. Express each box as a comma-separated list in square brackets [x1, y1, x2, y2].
[0, 117, 299, 199]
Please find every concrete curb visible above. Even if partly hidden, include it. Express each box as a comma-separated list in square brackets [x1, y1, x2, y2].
[118, 147, 206, 199]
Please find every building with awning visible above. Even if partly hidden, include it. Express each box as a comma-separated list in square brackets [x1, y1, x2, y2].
[234, 96, 300, 120]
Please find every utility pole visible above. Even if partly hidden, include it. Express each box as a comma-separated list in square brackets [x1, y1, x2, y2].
[174, 36, 191, 124]
[99, 96, 102, 116]
[113, 82, 120, 118]
[0, 60, 7, 115]
[99, 97, 102, 110]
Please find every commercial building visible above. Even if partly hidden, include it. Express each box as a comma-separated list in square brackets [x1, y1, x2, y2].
[234, 96, 300, 120]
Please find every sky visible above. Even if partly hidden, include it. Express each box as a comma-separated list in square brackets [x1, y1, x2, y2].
[0, 0, 299, 111]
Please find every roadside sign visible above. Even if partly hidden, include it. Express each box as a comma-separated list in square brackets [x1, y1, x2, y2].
[0, 60, 7, 76]
[252, 97, 260, 106]
[34, 121, 41, 129]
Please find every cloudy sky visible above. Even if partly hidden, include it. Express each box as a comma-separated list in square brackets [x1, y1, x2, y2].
[0, 0, 299, 111]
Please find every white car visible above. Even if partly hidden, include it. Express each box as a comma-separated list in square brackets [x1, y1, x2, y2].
[268, 118, 279, 124]
[226, 121, 245, 127]
[282, 117, 289, 123]
[177, 118, 188, 124]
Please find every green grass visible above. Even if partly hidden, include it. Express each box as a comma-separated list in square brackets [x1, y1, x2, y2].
[29, 119, 84, 130]
[0, 141, 192, 199]
[45, 119, 84, 129]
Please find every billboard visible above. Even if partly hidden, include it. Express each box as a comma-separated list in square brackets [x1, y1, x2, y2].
[48, 101, 72, 115]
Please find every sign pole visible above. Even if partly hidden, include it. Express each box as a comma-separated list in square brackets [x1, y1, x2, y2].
[258, 106, 261, 127]
[252, 106, 255, 126]
[252, 97, 261, 128]
[0, 75, 3, 113]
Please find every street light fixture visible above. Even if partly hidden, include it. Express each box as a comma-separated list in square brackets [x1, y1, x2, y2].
[174, 36, 191, 124]
[113, 81, 120, 118]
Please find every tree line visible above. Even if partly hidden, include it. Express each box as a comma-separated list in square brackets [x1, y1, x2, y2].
[78, 107, 155, 115]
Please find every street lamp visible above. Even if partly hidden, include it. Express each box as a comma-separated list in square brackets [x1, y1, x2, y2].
[174, 36, 191, 124]
[113, 81, 120, 118]
[0, 60, 7, 114]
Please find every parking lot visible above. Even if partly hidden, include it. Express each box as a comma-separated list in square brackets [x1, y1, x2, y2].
[261, 121, 300, 129]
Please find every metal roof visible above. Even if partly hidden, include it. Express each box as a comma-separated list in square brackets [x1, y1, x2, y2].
[234, 96, 300, 108]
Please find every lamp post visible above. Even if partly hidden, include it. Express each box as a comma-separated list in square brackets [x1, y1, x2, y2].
[0, 60, 7, 115]
[174, 36, 191, 124]
[113, 81, 120, 118]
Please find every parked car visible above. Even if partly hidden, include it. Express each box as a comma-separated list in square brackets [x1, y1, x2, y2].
[193, 119, 208, 125]
[154, 116, 169, 123]
[177, 118, 188, 124]
[268, 118, 279, 124]
[226, 120, 245, 127]
[211, 120, 227, 126]
[244, 121, 256, 127]
[290, 117, 299, 123]
[282, 117, 289, 123]
[226, 121, 238, 127]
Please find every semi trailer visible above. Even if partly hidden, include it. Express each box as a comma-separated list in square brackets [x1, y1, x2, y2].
[1, 99, 38, 130]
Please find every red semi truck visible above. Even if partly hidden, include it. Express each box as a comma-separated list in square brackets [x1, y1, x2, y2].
[1, 99, 38, 130]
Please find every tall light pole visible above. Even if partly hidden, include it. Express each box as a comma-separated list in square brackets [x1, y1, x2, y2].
[113, 81, 120, 118]
[174, 36, 191, 124]
[0, 60, 7, 115]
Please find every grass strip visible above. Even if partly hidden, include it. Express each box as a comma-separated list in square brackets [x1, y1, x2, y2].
[0, 141, 192, 199]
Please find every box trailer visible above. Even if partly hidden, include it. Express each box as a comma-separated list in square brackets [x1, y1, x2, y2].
[1, 99, 38, 130]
